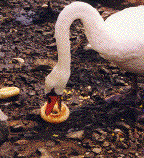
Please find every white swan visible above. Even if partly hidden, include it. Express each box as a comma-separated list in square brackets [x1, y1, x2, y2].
[41, 2, 144, 122]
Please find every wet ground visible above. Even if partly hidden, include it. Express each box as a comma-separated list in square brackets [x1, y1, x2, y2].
[0, 0, 144, 157]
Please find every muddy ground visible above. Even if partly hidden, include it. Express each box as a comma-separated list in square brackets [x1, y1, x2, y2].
[0, 0, 144, 157]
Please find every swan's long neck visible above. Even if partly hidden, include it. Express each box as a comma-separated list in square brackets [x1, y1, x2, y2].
[55, 2, 112, 70]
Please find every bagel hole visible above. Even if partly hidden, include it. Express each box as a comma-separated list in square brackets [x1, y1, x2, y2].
[51, 110, 59, 114]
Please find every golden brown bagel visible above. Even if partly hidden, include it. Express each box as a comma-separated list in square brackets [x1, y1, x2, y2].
[40, 102, 70, 123]
[0, 87, 20, 99]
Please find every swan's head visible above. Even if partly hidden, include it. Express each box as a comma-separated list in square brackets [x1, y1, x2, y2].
[44, 64, 70, 115]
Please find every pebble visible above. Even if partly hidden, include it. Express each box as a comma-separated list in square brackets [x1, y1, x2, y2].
[28, 90, 36, 96]
[10, 124, 24, 133]
[42, 4, 48, 8]
[66, 130, 84, 140]
[114, 128, 123, 134]
[38, 148, 54, 158]
[92, 132, 106, 142]
[103, 141, 110, 147]
[117, 154, 125, 158]
[9, 120, 38, 133]
[0, 87, 20, 99]
[2, 102, 11, 106]
[84, 152, 94, 157]
[14, 139, 29, 145]
[12, 58, 24, 64]
[92, 147, 102, 154]
[107, 150, 113, 153]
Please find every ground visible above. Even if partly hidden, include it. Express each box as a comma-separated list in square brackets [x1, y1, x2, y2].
[0, 0, 144, 157]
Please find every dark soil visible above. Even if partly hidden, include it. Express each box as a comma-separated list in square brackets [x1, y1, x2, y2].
[0, 0, 144, 157]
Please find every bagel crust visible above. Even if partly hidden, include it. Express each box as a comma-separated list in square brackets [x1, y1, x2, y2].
[0, 87, 20, 99]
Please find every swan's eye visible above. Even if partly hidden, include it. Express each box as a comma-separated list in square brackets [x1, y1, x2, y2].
[48, 97, 51, 103]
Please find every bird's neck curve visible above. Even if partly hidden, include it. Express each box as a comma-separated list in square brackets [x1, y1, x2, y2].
[55, 2, 113, 70]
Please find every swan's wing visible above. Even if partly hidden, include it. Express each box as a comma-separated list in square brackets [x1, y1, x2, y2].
[106, 6, 144, 40]
[105, 6, 144, 59]
[105, 6, 144, 74]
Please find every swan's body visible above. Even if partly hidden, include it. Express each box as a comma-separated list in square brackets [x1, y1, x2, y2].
[42, 2, 144, 122]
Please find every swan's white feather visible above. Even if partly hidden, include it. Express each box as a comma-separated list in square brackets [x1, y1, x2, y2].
[105, 6, 144, 73]
[45, 2, 144, 95]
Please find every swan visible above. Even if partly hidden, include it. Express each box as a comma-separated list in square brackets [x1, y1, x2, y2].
[41, 2, 144, 123]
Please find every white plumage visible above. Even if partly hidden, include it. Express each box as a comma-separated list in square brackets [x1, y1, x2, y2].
[45, 2, 144, 95]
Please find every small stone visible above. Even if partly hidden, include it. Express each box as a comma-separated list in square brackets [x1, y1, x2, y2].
[116, 122, 131, 130]
[35, 29, 43, 33]
[103, 141, 109, 147]
[3, 102, 11, 106]
[114, 128, 124, 137]
[100, 67, 110, 74]
[10, 124, 24, 133]
[12, 58, 24, 64]
[114, 79, 127, 86]
[66, 130, 84, 139]
[84, 152, 94, 157]
[38, 148, 54, 158]
[114, 128, 123, 133]
[97, 155, 105, 158]
[92, 147, 102, 154]
[46, 42, 56, 49]
[42, 31, 52, 36]
[9, 120, 38, 133]
[42, 4, 48, 8]
[107, 150, 113, 153]
[14, 139, 29, 145]
[118, 154, 125, 158]
[28, 90, 36, 96]
[135, 153, 139, 156]
[82, 139, 95, 149]
[92, 132, 106, 142]
[92, 132, 100, 141]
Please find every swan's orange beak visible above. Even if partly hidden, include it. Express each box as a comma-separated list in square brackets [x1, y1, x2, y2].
[45, 95, 61, 116]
